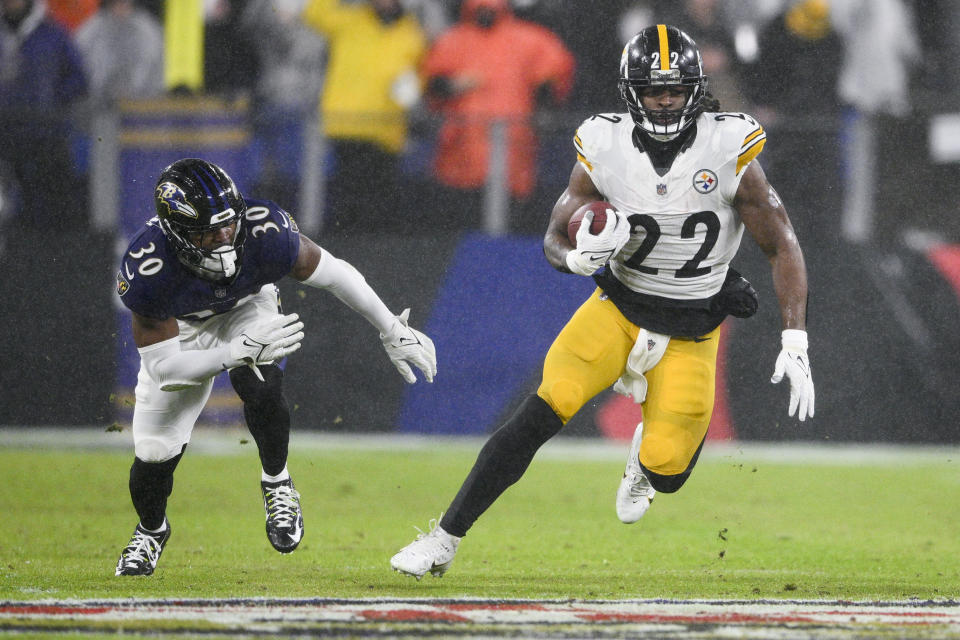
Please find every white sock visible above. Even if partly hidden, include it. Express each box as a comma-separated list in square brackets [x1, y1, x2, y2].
[141, 519, 167, 534]
[262, 466, 290, 483]
[437, 525, 460, 542]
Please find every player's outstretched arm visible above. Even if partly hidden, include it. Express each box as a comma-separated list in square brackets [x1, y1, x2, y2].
[291, 235, 437, 383]
[734, 161, 814, 421]
[132, 312, 303, 391]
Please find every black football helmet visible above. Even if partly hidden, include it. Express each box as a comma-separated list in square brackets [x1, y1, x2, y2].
[618, 24, 708, 138]
[154, 158, 247, 283]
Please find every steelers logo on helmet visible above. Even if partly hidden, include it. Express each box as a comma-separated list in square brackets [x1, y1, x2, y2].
[618, 24, 708, 139]
[153, 159, 248, 284]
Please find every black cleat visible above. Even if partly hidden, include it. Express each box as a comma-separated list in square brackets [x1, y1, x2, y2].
[115, 519, 171, 576]
[261, 479, 303, 553]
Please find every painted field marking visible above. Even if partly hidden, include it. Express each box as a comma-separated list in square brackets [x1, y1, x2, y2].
[2, 598, 959, 638]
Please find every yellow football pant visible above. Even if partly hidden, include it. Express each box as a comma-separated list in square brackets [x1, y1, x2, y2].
[537, 288, 720, 477]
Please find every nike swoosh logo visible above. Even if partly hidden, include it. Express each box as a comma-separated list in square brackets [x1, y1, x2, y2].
[793, 355, 809, 376]
[692, 336, 711, 343]
[398, 337, 420, 346]
[242, 338, 262, 348]
[587, 253, 612, 263]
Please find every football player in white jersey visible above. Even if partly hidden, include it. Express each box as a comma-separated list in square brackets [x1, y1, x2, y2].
[390, 24, 813, 579]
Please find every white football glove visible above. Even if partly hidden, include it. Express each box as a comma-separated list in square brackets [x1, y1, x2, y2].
[230, 313, 304, 369]
[380, 308, 437, 383]
[770, 329, 815, 421]
[565, 208, 631, 276]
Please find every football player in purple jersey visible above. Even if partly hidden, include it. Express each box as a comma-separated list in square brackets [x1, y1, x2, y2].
[114, 158, 436, 576]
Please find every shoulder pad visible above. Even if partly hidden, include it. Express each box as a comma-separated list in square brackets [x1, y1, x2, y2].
[710, 112, 767, 175]
[244, 199, 300, 235]
[117, 224, 177, 318]
[574, 113, 628, 171]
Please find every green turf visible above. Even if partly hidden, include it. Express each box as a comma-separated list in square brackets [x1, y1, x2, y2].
[1, 441, 958, 601]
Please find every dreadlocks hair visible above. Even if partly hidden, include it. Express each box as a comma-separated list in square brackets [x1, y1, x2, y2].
[701, 92, 721, 113]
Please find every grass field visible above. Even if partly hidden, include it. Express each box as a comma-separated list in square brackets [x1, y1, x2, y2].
[1, 430, 958, 603]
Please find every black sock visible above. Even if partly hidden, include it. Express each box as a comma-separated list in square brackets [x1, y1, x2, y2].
[129, 448, 184, 530]
[230, 365, 290, 476]
[441, 395, 563, 537]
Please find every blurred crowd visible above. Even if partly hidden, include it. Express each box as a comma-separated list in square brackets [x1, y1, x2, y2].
[0, 0, 957, 241]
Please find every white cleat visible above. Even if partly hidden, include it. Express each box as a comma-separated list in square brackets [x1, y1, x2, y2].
[616, 422, 656, 524]
[390, 518, 460, 580]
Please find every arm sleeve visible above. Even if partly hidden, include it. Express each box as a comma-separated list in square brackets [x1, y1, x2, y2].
[301, 248, 398, 335]
[139, 337, 242, 392]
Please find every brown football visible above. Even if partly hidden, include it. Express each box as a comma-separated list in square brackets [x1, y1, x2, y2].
[567, 201, 614, 246]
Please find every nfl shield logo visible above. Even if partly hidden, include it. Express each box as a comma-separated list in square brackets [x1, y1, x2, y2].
[215, 288, 227, 298]
[647, 339, 656, 351]
[657, 183, 667, 196]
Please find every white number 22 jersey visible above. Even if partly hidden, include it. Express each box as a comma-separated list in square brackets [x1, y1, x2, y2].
[574, 111, 766, 300]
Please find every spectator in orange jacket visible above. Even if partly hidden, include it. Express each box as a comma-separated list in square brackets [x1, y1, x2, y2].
[421, 0, 574, 232]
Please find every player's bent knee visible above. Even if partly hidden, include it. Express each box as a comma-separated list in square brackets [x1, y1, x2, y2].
[539, 379, 584, 423]
[642, 467, 693, 493]
[639, 434, 694, 492]
[639, 433, 678, 471]
[639, 434, 706, 493]
[134, 438, 180, 463]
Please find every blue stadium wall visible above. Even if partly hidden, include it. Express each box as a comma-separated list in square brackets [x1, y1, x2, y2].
[3, 228, 959, 444]
[277, 230, 960, 444]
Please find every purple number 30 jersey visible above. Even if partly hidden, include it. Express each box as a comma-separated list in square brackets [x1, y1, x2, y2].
[116, 199, 301, 321]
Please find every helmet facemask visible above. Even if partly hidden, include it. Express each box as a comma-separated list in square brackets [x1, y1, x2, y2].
[618, 25, 708, 141]
[620, 79, 706, 139]
[160, 213, 246, 284]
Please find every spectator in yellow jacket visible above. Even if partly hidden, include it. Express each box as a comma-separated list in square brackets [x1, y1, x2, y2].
[302, 0, 427, 234]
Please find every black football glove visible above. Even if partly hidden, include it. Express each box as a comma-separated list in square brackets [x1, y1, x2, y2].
[711, 267, 759, 319]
